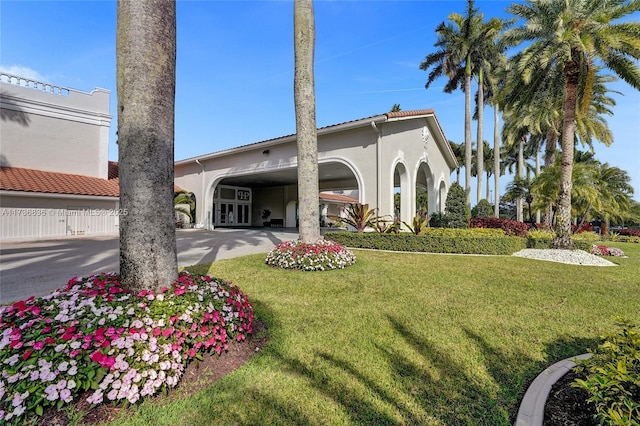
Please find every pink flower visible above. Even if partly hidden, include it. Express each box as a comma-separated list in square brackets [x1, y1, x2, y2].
[174, 287, 186, 296]
[188, 348, 196, 358]
[33, 340, 45, 350]
[22, 349, 33, 360]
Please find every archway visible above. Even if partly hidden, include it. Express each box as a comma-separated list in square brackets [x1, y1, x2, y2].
[393, 161, 410, 225]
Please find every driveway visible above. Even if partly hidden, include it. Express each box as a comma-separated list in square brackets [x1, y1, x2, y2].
[0, 228, 298, 304]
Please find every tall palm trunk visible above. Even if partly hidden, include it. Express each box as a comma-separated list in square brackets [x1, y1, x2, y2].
[543, 127, 557, 227]
[464, 59, 472, 211]
[553, 56, 580, 249]
[493, 105, 500, 217]
[476, 67, 484, 204]
[516, 137, 524, 222]
[294, 0, 320, 243]
[117, 0, 178, 293]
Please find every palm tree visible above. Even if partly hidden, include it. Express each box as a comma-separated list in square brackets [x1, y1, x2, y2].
[116, 0, 178, 293]
[505, 176, 535, 223]
[448, 140, 464, 184]
[503, 0, 640, 248]
[294, 0, 320, 243]
[420, 0, 485, 210]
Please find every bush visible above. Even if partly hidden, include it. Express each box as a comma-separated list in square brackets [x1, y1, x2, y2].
[470, 217, 531, 238]
[573, 319, 640, 425]
[592, 245, 626, 257]
[618, 228, 640, 238]
[444, 182, 469, 228]
[471, 199, 493, 218]
[422, 228, 505, 238]
[0, 272, 254, 424]
[265, 239, 356, 271]
[572, 231, 602, 242]
[324, 231, 526, 255]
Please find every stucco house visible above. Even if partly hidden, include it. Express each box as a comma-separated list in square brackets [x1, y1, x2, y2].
[0, 73, 120, 240]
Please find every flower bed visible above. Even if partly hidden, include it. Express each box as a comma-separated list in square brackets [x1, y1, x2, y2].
[265, 239, 356, 271]
[0, 272, 253, 424]
[592, 244, 626, 257]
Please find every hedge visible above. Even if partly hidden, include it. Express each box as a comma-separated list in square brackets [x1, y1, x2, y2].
[324, 231, 527, 255]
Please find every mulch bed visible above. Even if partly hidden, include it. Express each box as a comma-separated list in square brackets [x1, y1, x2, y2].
[39, 319, 268, 425]
[544, 369, 598, 425]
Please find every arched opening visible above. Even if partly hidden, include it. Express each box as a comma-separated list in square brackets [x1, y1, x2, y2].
[393, 162, 410, 225]
[439, 180, 447, 212]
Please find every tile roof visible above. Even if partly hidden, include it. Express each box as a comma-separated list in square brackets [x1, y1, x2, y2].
[1, 165, 184, 197]
[1, 166, 120, 197]
[319, 192, 358, 204]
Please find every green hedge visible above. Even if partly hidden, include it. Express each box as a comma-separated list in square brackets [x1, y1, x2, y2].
[324, 231, 526, 255]
[526, 238, 592, 251]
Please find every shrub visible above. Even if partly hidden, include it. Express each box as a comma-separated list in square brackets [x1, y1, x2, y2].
[0, 272, 253, 424]
[573, 319, 640, 425]
[470, 217, 530, 237]
[324, 231, 526, 255]
[444, 182, 469, 228]
[572, 231, 602, 242]
[618, 228, 640, 238]
[429, 212, 447, 228]
[471, 199, 493, 218]
[422, 228, 505, 238]
[592, 245, 626, 257]
[265, 239, 356, 271]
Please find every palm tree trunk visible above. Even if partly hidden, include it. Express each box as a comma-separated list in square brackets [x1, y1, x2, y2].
[494, 105, 500, 217]
[516, 137, 524, 222]
[464, 59, 472, 211]
[543, 127, 557, 228]
[294, 0, 320, 243]
[117, 0, 178, 293]
[552, 58, 580, 249]
[535, 143, 541, 223]
[476, 68, 484, 205]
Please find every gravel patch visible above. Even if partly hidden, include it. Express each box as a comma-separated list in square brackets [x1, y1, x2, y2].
[512, 249, 617, 266]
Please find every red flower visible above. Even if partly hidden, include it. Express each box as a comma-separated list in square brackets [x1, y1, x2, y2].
[22, 349, 33, 360]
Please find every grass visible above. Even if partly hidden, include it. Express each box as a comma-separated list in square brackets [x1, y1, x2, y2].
[97, 242, 640, 426]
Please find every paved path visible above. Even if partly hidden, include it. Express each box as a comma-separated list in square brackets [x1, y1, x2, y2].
[0, 228, 298, 304]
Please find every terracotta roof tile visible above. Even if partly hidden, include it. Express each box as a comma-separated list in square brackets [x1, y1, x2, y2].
[319, 192, 358, 203]
[1, 166, 120, 197]
[1, 165, 184, 197]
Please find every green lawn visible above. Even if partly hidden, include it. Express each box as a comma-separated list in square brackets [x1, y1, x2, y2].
[101, 242, 640, 426]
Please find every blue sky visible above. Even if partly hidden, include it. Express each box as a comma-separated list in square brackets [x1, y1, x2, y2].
[2, 0, 639, 203]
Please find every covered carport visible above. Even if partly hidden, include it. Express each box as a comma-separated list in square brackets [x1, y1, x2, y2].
[174, 109, 457, 230]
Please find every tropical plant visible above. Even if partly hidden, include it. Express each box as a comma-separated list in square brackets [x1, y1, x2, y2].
[448, 140, 464, 184]
[503, 0, 640, 248]
[117, 0, 178, 292]
[294, 0, 320, 243]
[420, 0, 486, 210]
[504, 176, 535, 223]
[403, 212, 430, 235]
[338, 203, 379, 233]
[174, 191, 195, 223]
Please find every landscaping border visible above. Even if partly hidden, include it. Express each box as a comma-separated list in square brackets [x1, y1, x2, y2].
[515, 353, 592, 426]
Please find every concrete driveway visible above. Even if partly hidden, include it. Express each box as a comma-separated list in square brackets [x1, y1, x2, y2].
[0, 228, 298, 305]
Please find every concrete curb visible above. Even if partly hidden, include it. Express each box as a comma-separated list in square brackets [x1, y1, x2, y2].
[515, 353, 592, 426]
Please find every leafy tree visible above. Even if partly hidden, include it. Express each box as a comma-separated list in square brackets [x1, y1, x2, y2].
[294, 0, 320, 243]
[116, 0, 178, 292]
[444, 182, 470, 228]
[471, 199, 493, 218]
[503, 0, 640, 248]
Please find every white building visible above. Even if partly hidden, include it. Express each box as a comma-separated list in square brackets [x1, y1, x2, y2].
[1, 74, 458, 239]
[0, 73, 119, 240]
[175, 109, 457, 230]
